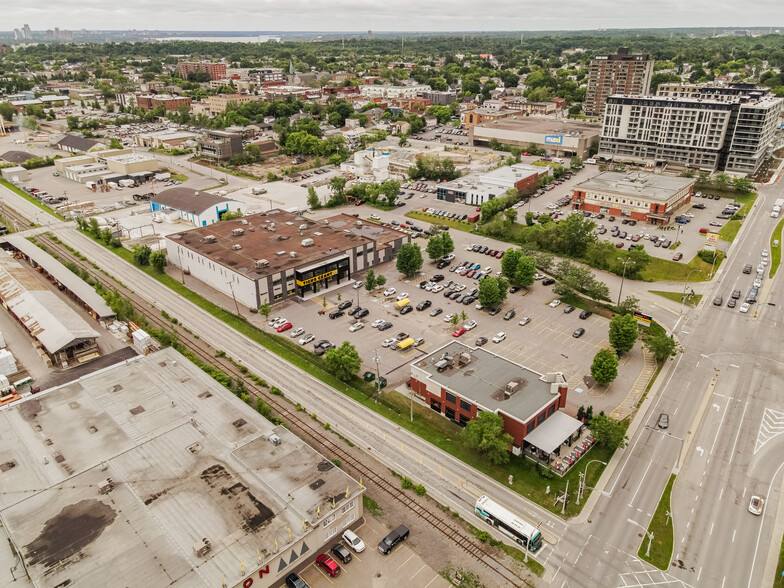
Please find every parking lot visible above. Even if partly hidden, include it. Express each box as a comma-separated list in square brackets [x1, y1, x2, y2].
[287, 517, 450, 588]
[268, 244, 611, 394]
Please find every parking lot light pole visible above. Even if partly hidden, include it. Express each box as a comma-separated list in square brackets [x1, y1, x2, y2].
[616, 257, 635, 306]
[577, 460, 607, 504]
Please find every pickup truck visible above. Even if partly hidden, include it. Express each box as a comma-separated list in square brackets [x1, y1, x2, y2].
[378, 525, 409, 554]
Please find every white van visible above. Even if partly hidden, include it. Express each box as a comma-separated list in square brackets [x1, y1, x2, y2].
[585, 158, 597, 165]
[552, 157, 565, 164]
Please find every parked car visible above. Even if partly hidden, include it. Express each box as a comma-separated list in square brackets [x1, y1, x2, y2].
[342, 529, 365, 553]
[277, 322, 293, 333]
[563, 305, 575, 314]
[731, 289, 741, 300]
[378, 525, 409, 555]
[383, 287, 396, 296]
[355, 308, 370, 318]
[572, 328, 585, 338]
[475, 336, 488, 346]
[492, 332, 506, 343]
[349, 322, 364, 332]
[713, 296, 723, 306]
[400, 305, 413, 315]
[285, 572, 310, 588]
[290, 327, 305, 338]
[299, 333, 315, 345]
[579, 310, 593, 320]
[338, 300, 353, 311]
[329, 310, 345, 319]
[316, 554, 341, 577]
[549, 299, 562, 308]
[672, 253, 683, 261]
[464, 320, 477, 330]
[430, 307, 443, 317]
[416, 300, 432, 311]
[518, 317, 531, 326]
[330, 543, 353, 564]
[453, 327, 467, 337]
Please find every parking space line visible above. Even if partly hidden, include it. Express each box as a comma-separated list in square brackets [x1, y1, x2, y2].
[313, 562, 335, 583]
[424, 574, 441, 588]
[397, 554, 416, 570]
[409, 563, 428, 580]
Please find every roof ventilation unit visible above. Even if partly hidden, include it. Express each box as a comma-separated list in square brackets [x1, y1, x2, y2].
[203, 235, 217, 243]
[232, 244, 242, 250]
[301, 238, 314, 247]
[255, 259, 270, 269]
[232, 228, 245, 236]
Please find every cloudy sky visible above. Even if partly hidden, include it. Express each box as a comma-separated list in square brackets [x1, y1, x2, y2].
[9, 0, 784, 32]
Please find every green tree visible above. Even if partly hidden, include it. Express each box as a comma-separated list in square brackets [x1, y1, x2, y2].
[426, 235, 444, 260]
[441, 231, 454, 256]
[608, 313, 638, 355]
[525, 211, 535, 226]
[570, 155, 583, 169]
[132, 245, 151, 266]
[396, 243, 423, 277]
[258, 302, 271, 319]
[329, 176, 348, 200]
[617, 296, 640, 316]
[513, 254, 537, 287]
[461, 412, 514, 465]
[504, 208, 518, 224]
[364, 268, 377, 291]
[324, 342, 362, 382]
[589, 414, 628, 451]
[624, 246, 652, 279]
[150, 250, 167, 273]
[477, 276, 509, 308]
[591, 349, 619, 385]
[643, 332, 683, 363]
[557, 213, 596, 257]
[375, 274, 387, 287]
[109, 138, 123, 150]
[307, 186, 320, 210]
[500, 248, 521, 280]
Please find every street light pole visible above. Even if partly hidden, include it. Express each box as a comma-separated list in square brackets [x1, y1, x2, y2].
[577, 459, 608, 504]
[680, 269, 703, 314]
[616, 257, 635, 306]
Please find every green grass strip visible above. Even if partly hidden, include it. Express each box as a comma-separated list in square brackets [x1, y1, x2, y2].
[638, 473, 675, 570]
[770, 217, 784, 279]
[0, 178, 64, 221]
[649, 290, 702, 308]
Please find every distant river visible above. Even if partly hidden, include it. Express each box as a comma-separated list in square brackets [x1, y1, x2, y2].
[157, 36, 279, 43]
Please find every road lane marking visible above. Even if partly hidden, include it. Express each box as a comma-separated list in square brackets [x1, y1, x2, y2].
[710, 522, 714, 535]
[710, 399, 731, 454]
[732, 530, 736, 543]
[754, 407, 784, 454]
[698, 566, 702, 581]
[729, 401, 749, 464]
[719, 488, 724, 500]
[628, 461, 653, 507]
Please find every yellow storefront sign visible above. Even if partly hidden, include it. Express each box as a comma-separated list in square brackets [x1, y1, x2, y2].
[296, 269, 337, 287]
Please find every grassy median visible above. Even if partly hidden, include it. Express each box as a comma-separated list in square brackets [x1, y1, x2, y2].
[770, 218, 784, 279]
[638, 473, 675, 570]
[649, 290, 703, 308]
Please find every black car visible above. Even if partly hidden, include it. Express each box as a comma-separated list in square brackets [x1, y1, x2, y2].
[419, 280, 429, 288]
[397, 332, 408, 340]
[542, 278, 556, 286]
[462, 296, 475, 305]
[378, 322, 393, 331]
[355, 308, 369, 318]
[378, 525, 409, 555]
[503, 309, 516, 320]
[416, 300, 432, 311]
[509, 286, 520, 294]
[347, 306, 361, 316]
[743, 264, 753, 274]
[444, 290, 454, 298]
[338, 300, 353, 311]
[727, 298, 736, 308]
[475, 337, 488, 346]
[579, 310, 593, 320]
[331, 543, 352, 564]
[400, 305, 413, 314]
[432, 274, 445, 282]
[329, 310, 344, 319]
[621, 219, 630, 225]
[436, 260, 450, 269]
[285, 572, 310, 588]
[450, 291, 461, 300]
[489, 307, 502, 316]
[572, 328, 585, 338]
[563, 305, 575, 314]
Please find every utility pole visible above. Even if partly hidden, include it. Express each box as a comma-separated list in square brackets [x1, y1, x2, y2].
[562, 480, 568, 515]
[227, 280, 241, 316]
[616, 257, 635, 305]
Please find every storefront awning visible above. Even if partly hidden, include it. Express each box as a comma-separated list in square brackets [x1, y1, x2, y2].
[524, 411, 583, 455]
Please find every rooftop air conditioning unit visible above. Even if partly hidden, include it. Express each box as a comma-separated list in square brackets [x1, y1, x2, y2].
[289, 251, 297, 258]
[203, 235, 217, 243]
[255, 259, 270, 269]
[266, 433, 281, 446]
[299, 223, 308, 230]
[98, 478, 114, 494]
[193, 538, 211, 558]
[232, 228, 245, 236]
[504, 381, 520, 398]
[232, 244, 242, 250]
[301, 238, 314, 247]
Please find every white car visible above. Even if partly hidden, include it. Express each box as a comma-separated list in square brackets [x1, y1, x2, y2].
[749, 495, 764, 515]
[739, 302, 751, 313]
[534, 273, 545, 280]
[684, 213, 695, 218]
[464, 320, 478, 330]
[299, 333, 315, 345]
[475, 302, 484, 310]
[443, 313, 456, 322]
[268, 316, 282, 326]
[761, 257, 768, 266]
[762, 249, 769, 258]
[342, 529, 366, 553]
[349, 321, 364, 332]
[290, 327, 305, 338]
[382, 338, 397, 347]
[369, 214, 381, 221]
[396, 293, 409, 301]
[371, 319, 385, 328]
[271, 317, 288, 328]
[455, 284, 466, 292]
[519, 317, 531, 326]
[432, 285, 444, 293]
[484, 266, 492, 273]
[549, 299, 562, 308]
[754, 279, 762, 289]
[492, 332, 507, 343]
[353, 281, 363, 289]
[383, 287, 396, 297]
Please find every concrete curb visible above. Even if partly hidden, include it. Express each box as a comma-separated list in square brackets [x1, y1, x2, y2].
[761, 473, 784, 588]
[571, 353, 677, 525]
[673, 376, 717, 475]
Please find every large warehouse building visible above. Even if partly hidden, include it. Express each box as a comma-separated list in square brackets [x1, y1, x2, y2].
[409, 342, 572, 451]
[166, 209, 410, 308]
[436, 163, 544, 205]
[470, 118, 600, 159]
[0, 347, 364, 588]
[571, 171, 695, 224]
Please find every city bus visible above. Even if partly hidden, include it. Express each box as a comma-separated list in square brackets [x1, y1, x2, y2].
[475, 495, 543, 552]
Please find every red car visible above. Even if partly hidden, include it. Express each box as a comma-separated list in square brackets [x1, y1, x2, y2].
[672, 252, 683, 261]
[276, 322, 293, 333]
[615, 242, 624, 248]
[522, 152, 531, 156]
[452, 327, 467, 337]
[494, 250, 503, 258]
[316, 553, 341, 577]
[466, 270, 476, 278]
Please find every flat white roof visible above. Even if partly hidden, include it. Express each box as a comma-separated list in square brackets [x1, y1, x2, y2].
[0, 347, 361, 588]
[523, 410, 583, 454]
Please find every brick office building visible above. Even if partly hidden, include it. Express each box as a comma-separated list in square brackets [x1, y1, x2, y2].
[409, 342, 568, 450]
[176, 61, 227, 80]
[135, 94, 192, 111]
[583, 47, 654, 117]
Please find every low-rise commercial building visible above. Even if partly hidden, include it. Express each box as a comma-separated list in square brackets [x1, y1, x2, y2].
[436, 163, 544, 205]
[359, 84, 430, 100]
[196, 129, 243, 160]
[204, 93, 257, 116]
[135, 94, 193, 112]
[0, 346, 364, 588]
[165, 209, 410, 308]
[150, 187, 244, 226]
[409, 341, 569, 450]
[54, 149, 160, 184]
[470, 118, 600, 159]
[571, 171, 695, 224]
[461, 106, 521, 127]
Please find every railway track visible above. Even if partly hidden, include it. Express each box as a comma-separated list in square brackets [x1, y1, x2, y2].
[35, 231, 535, 588]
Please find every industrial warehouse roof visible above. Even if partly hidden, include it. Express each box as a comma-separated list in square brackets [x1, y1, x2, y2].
[412, 341, 563, 423]
[0, 347, 360, 588]
[152, 187, 237, 215]
[54, 134, 98, 152]
[167, 209, 408, 279]
[472, 117, 600, 137]
[575, 171, 696, 202]
[1, 235, 115, 319]
[0, 253, 99, 354]
[0, 150, 35, 164]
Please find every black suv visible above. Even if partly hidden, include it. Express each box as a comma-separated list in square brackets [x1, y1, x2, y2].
[503, 309, 516, 321]
[378, 525, 409, 555]
[416, 300, 432, 311]
[285, 572, 310, 588]
[338, 300, 353, 311]
[329, 309, 344, 319]
[542, 278, 556, 286]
